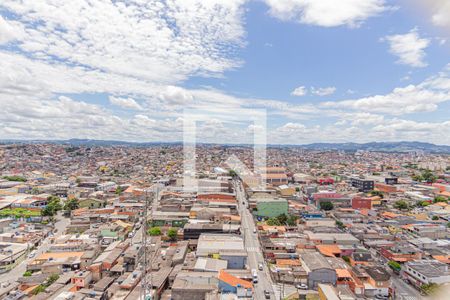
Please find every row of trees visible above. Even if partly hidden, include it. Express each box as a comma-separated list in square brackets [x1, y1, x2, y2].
[2, 175, 27, 182]
[148, 226, 178, 241]
[395, 195, 450, 211]
[266, 213, 299, 226]
[412, 169, 438, 183]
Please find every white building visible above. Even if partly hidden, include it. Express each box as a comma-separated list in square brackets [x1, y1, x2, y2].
[403, 260, 450, 287]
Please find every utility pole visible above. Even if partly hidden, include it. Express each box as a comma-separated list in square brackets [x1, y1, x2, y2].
[140, 184, 159, 300]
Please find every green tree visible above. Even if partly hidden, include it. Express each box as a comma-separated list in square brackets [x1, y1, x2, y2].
[276, 213, 288, 225]
[412, 174, 423, 182]
[47, 274, 59, 285]
[394, 200, 409, 210]
[434, 196, 448, 203]
[148, 227, 162, 236]
[286, 215, 299, 226]
[336, 220, 345, 230]
[23, 270, 33, 277]
[64, 198, 79, 212]
[421, 170, 437, 183]
[320, 201, 334, 211]
[115, 186, 124, 195]
[167, 228, 178, 241]
[432, 216, 439, 220]
[420, 283, 439, 295]
[369, 190, 384, 198]
[2, 175, 27, 182]
[388, 260, 401, 272]
[41, 196, 62, 217]
[228, 170, 237, 177]
[295, 187, 300, 192]
[417, 201, 430, 207]
[266, 217, 281, 226]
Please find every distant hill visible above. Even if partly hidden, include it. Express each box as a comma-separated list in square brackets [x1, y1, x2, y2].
[1, 139, 450, 153]
[296, 141, 450, 153]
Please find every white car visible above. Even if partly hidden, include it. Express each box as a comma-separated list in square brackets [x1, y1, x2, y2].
[28, 251, 36, 259]
[296, 283, 308, 290]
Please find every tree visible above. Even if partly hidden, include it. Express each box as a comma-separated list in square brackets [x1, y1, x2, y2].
[417, 201, 430, 207]
[336, 220, 345, 230]
[41, 196, 62, 217]
[434, 196, 448, 203]
[266, 217, 281, 226]
[394, 200, 409, 210]
[295, 187, 300, 192]
[64, 198, 79, 212]
[167, 228, 178, 241]
[276, 213, 288, 225]
[2, 175, 27, 182]
[320, 201, 334, 211]
[286, 215, 299, 226]
[369, 190, 384, 198]
[148, 227, 162, 236]
[228, 170, 237, 177]
[388, 260, 401, 272]
[23, 271, 33, 277]
[115, 186, 124, 195]
[47, 274, 59, 285]
[420, 283, 439, 295]
[421, 170, 437, 183]
[432, 216, 439, 220]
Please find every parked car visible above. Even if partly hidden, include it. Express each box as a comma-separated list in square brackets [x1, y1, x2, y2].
[295, 283, 308, 290]
[258, 263, 263, 271]
[264, 290, 270, 299]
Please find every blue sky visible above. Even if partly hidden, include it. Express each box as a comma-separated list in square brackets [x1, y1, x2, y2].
[0, 0, 449, 144]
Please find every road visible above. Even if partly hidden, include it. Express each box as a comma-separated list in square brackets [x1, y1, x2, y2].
[234, 180, 277, 300]
[0, 214, 70, 296]
[391, 272, 425, 300]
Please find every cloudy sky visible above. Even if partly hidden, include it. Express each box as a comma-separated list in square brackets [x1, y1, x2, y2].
[0, 0, 449, 144]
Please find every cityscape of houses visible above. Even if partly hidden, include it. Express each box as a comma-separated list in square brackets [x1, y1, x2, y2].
[0, 143, 449, 300]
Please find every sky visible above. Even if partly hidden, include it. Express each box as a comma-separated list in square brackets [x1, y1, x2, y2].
[0, 0, 449, 145]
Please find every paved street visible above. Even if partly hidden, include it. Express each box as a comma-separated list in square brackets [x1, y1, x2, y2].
[234, 179, 277, 300]
[391, 273, 425, 300]
[0, 214, 70, 297]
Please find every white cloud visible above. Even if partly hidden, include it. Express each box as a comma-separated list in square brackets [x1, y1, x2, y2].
[109, 96, 142, 110]
[384, 29, 430, 67]
[0, 0, 246, 84]
[264, 0, 388, 27]
[428, 0, 450, 29]
[311, 86, 336, 96]
[320, 70, 450, 115]
[291, 86, 307, 96]
[158, 86, 194, 105]
[0, 16, 24, 44]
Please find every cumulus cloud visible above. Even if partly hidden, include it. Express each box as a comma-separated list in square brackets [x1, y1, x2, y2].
[311, 86, 336, 96]
[291, 86, 307, 96]
[264, 0, 388, 27]
[383, 29, 430, 67]
[321, 71, 450, 115]
[109, 96, 142, 110]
